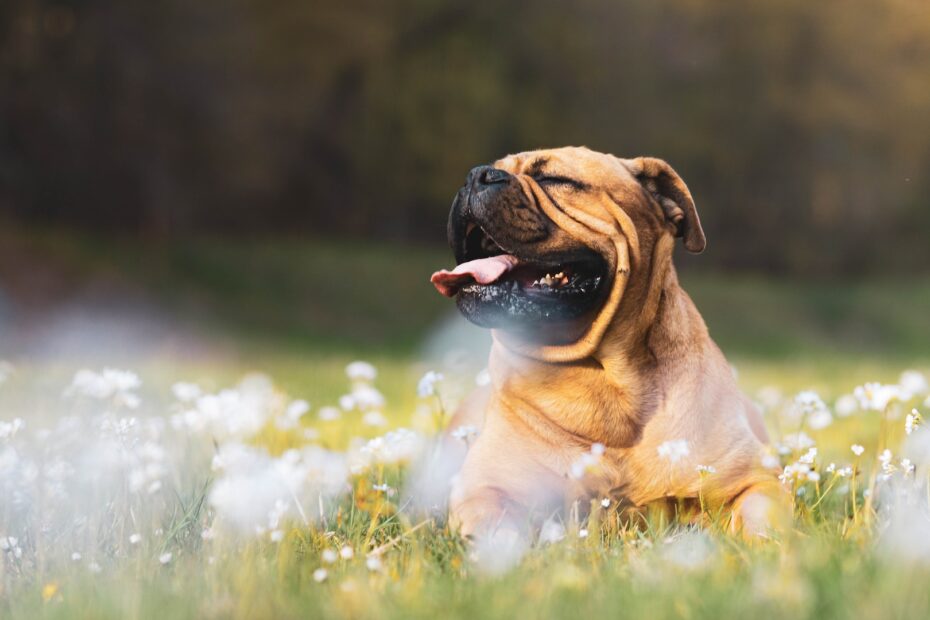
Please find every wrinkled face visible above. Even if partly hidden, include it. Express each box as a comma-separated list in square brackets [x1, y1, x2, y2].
[431, 146, 704, 360]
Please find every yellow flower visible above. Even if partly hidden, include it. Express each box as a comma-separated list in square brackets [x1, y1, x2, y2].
[42, 582, 59, 602]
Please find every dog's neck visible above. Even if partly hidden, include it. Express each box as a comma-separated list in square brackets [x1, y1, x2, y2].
[487, 256, 709, 449]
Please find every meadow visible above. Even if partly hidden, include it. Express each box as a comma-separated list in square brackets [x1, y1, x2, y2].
[2, 230, 930, 619]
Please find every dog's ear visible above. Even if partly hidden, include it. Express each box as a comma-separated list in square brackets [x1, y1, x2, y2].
[625, 157, 706, 254]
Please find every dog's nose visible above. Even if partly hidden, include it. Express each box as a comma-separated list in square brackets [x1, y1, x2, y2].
[469, 165, 511, 187]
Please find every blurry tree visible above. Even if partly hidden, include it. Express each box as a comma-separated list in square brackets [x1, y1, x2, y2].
[1, 0, 929, 274]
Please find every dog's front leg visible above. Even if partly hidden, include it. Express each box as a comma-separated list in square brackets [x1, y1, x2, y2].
[448, 412, 565, 538]
[729, 479, 792, 539]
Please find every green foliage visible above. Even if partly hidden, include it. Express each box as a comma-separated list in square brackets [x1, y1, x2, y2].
[2, 1, 930, 273]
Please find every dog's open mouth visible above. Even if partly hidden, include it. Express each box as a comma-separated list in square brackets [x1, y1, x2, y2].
[431, 224, 608, 329]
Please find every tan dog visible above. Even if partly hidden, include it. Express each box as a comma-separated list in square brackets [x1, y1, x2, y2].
[431, 146, 788, 539]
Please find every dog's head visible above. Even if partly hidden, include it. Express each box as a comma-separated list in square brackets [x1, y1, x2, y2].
[431, 146, 704, 362]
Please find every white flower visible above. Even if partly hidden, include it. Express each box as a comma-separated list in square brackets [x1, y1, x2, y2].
[779, 462, 817, 484]
[322, 549, 338, 564]
[366, 555, 383, 572]
[808, 409, 833, 430]
[175, 377, 277, 440]
[904, 427, 930, 467]
[854, 383, 905, 411]
[570, 443, 605, 479]
[71, 552, 82, 561]
[339, 545, 354, 560]
[761, 454, 781, 469]
[601, 498, 611, 508]
[417, 371, 444, 398]
[313, 568, 328, 583]
[835, 394, 858, 417]
[851, 444, 865, 456]
[352, 386, 385, 410]
[209, 443, 348, 532]
[799, 448, 818, 465]
[578, 528, 589, 539]
[450, 425, 480, 443]
[900, 370, 929, 397]
[159, 552, 172, 565]
[781, 432, 816, 451]
[661, 531, 715, 571]
[794, 391, 833, 429]
[270, 530, 284, 542]
[475, 369, 491, 387]
[906, 409, 922, 435]
[836, 466, 853, 478]
[538, 519, 566, 544]
[696, 464, 717, 475]
[657, 439, 690, 464]
[318, 406, 341, 422]
[274, 399, 310, 430]
[346, 361, 377, 382]
[471, 527, 529, 576]
[372, 483, 393, 494]
[362, 411, 387, 427]
[881, 500, 930, 564]
[0, 418, 24, 440]
[352, 429, 424, 469]
[171, 382, 202, 403]
[1, 536, 22, 558]
[67, 368, 142, 407]
[129, 533, 142, 545]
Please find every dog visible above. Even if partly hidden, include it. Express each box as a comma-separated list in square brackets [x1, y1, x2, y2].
[430, 146, 788, 539]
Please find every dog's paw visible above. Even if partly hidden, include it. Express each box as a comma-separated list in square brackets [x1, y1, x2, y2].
[730, 485, 792, 540]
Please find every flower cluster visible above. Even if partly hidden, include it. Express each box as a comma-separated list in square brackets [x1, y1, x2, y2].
[762, 372, 930, 515]
[657, 439, 691, 464]
[570, 443, 606, 479]
[67, 368, 142, 409]
[210, 442, 348, 535]
[2, 359, 930, 588]
[349, 428, 425, 473]
[338, 361, 387, 427]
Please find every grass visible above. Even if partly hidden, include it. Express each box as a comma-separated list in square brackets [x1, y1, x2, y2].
[2, 227, 930, 618]
[2, 361, 930, 620]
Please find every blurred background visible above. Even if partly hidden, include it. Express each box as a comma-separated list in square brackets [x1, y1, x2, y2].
[1, 0, 929, 391]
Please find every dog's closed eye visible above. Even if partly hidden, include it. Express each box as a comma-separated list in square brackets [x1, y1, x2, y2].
[534, 174, 587, 190]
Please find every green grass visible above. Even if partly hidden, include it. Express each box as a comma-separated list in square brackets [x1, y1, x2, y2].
[2, 227, 930, 618]
[4, 224, 930, 362]
[2, 362, 930, 620]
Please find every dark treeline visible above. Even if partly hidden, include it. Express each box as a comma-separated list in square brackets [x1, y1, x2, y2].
[2, 0, 929, 274]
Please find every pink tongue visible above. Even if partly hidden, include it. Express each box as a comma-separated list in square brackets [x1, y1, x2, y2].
[430, 255, 519, 297]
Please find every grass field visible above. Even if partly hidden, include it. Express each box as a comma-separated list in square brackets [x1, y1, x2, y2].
[2, 229, 930, 619]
